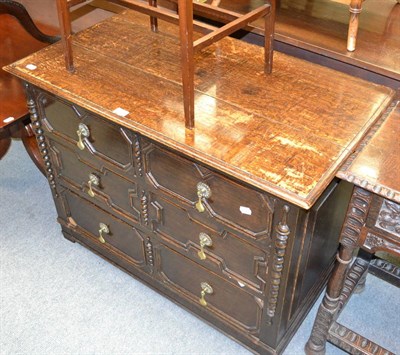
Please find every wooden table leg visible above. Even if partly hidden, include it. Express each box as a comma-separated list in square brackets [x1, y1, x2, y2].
[0, 134, 11, 160]
[0, 120, 45, 174]
[305, 187, 373, 355]
[347, 0, 364, 52]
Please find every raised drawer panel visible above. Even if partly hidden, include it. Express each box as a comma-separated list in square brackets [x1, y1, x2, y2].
[156, 244, 263, 334]
[144, 143, 274, 238]
[204, 175, 274, 237]
[61, 189, 147, 267]
[50, 138, 141, 222]
[151, 195, 268, 292]
[144, 143, 201, 202]
[38, 93, 135, 174]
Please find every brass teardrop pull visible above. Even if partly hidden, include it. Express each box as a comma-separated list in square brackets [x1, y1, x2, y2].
[198, 233, 212, 260]
[199, 282, 213, 307]
[76, 123, 90, 150]
[87, 173, 100, 197]
[98, 223, 109, 244]
[195, 182, 211, 213]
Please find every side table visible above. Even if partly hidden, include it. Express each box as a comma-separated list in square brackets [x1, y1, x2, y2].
[305, 100, 400, 354]
[0, 0, 58, 168]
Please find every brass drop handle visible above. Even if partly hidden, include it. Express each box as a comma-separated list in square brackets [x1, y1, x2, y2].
[199, 282, 213, 307]
[198, 233, 212, 260]
[76, 123, 90, 150]
[195, 182, 211, 213]
[98, 223, 109, 244]
[87, 173, 100, 197]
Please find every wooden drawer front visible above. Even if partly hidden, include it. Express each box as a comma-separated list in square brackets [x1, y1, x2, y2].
[38, 93, 136, 175]
[151, 195, 268, 293]
[62, 189, 147, 267]
[50, 138, 141, 223]
[156, 245, 263, 334]
[144, 143, 274, 238]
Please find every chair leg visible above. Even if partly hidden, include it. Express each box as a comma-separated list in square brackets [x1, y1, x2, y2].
[56, 0, 74, 72]
[305, 187, 373, 355]
[264, 0, 276, 74]
[177, 0, 195, 129]
[148, 0, 158, 32]
[347, 0, 364, 51]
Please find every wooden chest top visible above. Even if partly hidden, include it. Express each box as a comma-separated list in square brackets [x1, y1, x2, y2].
[338, 101, 400, 203]
[5, 10, 395, 209]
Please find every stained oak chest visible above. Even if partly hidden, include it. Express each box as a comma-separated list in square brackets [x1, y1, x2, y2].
[5, 11, 396, 354]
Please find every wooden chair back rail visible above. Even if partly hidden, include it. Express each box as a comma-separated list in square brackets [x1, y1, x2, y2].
[168, 0, 263, 35]
[67, 0, 88, 7]
[56, 0, 275, 129]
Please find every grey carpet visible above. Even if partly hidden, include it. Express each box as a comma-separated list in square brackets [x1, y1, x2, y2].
[1, 140, 399, 355]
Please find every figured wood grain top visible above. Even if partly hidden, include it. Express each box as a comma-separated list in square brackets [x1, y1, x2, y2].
[337, 101, 400, 203]
[4, 11, 395, 209]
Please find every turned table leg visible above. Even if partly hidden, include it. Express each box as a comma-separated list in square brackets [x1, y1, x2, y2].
[305, 187, 373, 354]
[347, 0, 364, 51]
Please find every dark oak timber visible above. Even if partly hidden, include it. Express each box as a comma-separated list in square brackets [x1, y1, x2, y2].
[21, 82, 354, 354]
[4, 8, 398, 355]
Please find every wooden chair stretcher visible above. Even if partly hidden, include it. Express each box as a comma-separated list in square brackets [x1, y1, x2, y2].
[56, 0, 275, 129]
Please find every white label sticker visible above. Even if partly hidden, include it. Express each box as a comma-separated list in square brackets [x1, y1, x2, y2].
[113, 107, 129, 117]
[3, 116, 15, 123]
[240, 206, 252, 215]
[237, 281, 246, 288]
[26, 64, 37, 70]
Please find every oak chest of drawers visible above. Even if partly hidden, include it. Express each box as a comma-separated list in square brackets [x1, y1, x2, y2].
[6, 10, 396, 354]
